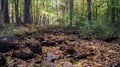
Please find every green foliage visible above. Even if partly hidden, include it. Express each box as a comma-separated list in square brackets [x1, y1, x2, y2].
[6, 30, 16, 36]
[1, 0, 120, 38]
[56, 18, 65, 23]
[76, 20, 116, 38]
[0, 24, 15, 36]
[0, 24, 29, 36]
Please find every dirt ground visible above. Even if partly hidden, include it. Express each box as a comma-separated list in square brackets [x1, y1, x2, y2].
[0, 27, 120, 67]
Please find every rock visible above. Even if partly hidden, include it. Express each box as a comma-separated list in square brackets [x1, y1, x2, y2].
[40, 41, 49, 46]
[104, 37, 118, 43]
[34, 36, 44, 42]
[30, 44, 42, 54]
[0, 54, 6, 65]
[76, 53, 94, 60]
[12, 50, 35, 60]
[82, 36, 91, 40]
[59, 46, 66, 51]
[25, 42, 42, 54]
[25, 32, 33, 36]
[25, 42, 32, 47]
[41, 41, 56, 46]
[0, 41, 19, 53]
[0, 35, 14, 41]
[66, 48, 76, 55]
[48, 42, 57, 46]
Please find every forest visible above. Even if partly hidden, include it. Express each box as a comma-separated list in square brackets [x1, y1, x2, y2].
[0, 0, 120, 67]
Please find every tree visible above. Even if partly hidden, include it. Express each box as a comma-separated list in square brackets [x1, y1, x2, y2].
[69, 0, 74, 27]
[111, 0, 116, 23]
[24, 0, 31, 24]
[15, 0, 19, 24]
[1, 0, 9, 23]
[87, 0, 92, 22]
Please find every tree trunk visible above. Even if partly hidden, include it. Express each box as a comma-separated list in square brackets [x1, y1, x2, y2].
[87, 0, 92, 22]
[82, 0, 85, 15]
[15, 0, 19, 24]
[69, 0, 74, 27]
[1, 0, 9, 23]
[1, 0, 3, 10]
[56, 0, 58, 19]
[111, 0, 116, 23]
[24, 0, 31, 24]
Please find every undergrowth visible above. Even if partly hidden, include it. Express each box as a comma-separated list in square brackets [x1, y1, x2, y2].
[0, 23, 46, 36]
[76, 20, 117, 39]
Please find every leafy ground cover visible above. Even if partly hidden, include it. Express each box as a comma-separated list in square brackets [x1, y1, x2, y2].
[0, 26, 120, 67]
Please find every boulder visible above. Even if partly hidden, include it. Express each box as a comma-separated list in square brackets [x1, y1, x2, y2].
[30, 44, 42, 54]
[12, 50, 35, 60]
[0, 54, 6, 65]
[66, 48, 76, 55]
[0, 40, 19, 53]
[41, 41, 56, 46]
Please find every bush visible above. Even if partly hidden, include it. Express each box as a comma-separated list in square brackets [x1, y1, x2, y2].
[76, 20, 116, 38]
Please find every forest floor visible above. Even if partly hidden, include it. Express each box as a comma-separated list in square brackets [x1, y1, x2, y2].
[0, 25, 120, 67]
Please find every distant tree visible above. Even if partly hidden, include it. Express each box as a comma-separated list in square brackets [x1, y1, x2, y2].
[15, 0, 19, 23]
[69, 0, 74, 27]
[111, 0, 116, 23]
[87, 0, 92, 22]
[24, 0, 31, 24]
[55, 0, 58, 19]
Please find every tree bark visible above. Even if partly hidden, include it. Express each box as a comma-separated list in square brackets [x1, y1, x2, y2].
[111, 0, 116, 23]
[24, 0, 31, 24]
[69, 0, 74, 27]
[1, 0, 9, 23]
[15, 0, 19, 24]
[87, 0, 92, 22]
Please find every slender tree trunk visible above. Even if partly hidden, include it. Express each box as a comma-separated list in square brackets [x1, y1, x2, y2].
[11, 0, 14, 23]
[95, 0, 98, 21]
[56, 0, 58, 19]
[83, 0, 85, 15]
[111, 0, 116, 23]
[19, 0, 23, 22]
[69, 0, 74, 27]
[87, 0, 92, 22]
[15, 0, 19, 24]
[36, 0, 39, 24]
[66, 1, 69, 26]
[33, 0, 36, 23]
[116, 0, 119, 23]
[24, 0, 31, 24]
[0, 0, 4, 23]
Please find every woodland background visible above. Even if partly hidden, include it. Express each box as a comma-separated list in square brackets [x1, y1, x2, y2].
[0, 0, 120, 38]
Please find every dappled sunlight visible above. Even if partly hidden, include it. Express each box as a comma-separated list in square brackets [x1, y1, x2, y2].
[0, 0, 120, 67]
